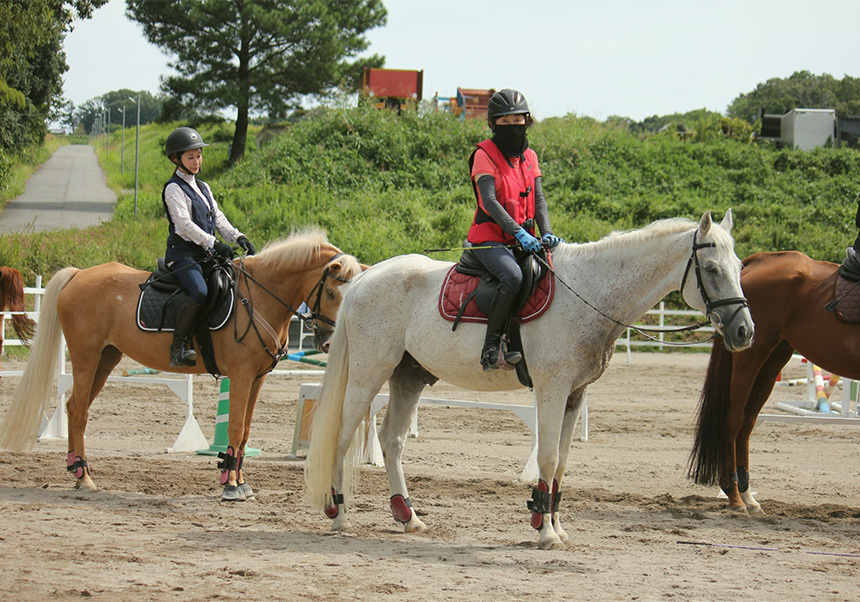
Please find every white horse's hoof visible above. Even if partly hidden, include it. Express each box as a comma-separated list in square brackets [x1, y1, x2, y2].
[553, 522, 569, 543]
[403, 515, 427, 533]
[331, 515, 351, 532]
[538, 532, 563, 550]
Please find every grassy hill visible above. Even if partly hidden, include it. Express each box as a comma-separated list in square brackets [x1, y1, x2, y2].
[2, 107, 860, 281]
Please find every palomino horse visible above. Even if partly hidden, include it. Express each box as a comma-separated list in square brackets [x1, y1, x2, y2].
[305, 211, 754, 549]
[0, 230, 362, 500]
[0, 266, 36, 369]
[688, 250, 858, 513]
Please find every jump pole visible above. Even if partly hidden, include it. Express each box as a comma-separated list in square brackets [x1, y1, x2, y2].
[196, 378, 261, 457]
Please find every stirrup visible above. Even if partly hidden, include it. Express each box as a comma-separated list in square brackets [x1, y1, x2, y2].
[481, 345, 521, 371]
[170, 343, 197, 367]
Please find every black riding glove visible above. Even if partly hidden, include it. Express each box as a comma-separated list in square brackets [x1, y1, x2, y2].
[213, 240, 235, 259]
[237, 236, 256, 256]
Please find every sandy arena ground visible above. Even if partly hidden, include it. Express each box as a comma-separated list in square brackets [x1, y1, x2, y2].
[0, 350, 858, 601]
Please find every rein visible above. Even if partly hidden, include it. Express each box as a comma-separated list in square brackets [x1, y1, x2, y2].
[535, 230, 749, 346]
[231, 253, 350, 364]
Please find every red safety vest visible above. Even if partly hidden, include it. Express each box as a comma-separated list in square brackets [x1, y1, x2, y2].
[467, 139, 537, 245]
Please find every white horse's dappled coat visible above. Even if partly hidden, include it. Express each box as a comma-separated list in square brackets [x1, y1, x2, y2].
[305, 211, 754, 549]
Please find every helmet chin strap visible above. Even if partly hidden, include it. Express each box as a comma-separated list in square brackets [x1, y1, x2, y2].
[172, 156, 196, 176]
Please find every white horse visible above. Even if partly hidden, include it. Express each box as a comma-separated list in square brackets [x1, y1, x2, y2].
[305, 210, 754, 549]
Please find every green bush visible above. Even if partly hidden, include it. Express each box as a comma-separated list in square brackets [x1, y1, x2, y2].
[4, 107, 860, 281]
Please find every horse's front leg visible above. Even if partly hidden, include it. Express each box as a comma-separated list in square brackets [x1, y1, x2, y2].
[379, 374, 426, 533]
[530, 385, 569, 549]
[235, 375, 266, 501]
[219, 375, 255, 501]
[548, 387, 587, 543]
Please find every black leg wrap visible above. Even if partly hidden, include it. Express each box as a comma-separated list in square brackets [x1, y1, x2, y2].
[66, 457, 88, 475]
[527, 487, 552, 515]
[552, 489, 561, 514]
[217, 448, 238, 473]
[736, 466, 749, 493]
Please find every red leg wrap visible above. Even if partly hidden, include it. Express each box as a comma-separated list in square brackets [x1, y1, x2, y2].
[324, 488, 343, 519]
[390, 494, 413, 523]
[217, 447, 236, 485]
[66, 451, 88, 479]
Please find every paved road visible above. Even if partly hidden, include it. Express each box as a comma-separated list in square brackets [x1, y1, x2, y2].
[0, 144, 116, 233]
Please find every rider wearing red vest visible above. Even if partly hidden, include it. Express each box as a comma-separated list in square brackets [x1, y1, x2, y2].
[466, 89, 562, 371]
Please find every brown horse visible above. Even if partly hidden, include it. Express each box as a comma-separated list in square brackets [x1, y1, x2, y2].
[688, 250, 858, 512]
[0, 266, 36, 368]
[0, 229, 363, 500]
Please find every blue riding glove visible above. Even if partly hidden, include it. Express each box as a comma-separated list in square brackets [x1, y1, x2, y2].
[514, 227, 542, 253]
[541, 233, 563, 248]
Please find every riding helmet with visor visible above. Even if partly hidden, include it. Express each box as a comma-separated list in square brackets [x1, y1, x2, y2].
[165, 127, 209, 160]
[487, 88, 532, 126]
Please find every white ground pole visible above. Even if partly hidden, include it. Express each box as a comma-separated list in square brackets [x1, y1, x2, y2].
[291, 382, 588, 482]
[37, 334, 207, 453]
[759, 359, 859, 425]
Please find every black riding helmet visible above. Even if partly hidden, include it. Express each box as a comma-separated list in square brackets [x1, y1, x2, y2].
[487, 88, 532, 126]
[165, 126, 209, 159]
[165, 127, 209, 174]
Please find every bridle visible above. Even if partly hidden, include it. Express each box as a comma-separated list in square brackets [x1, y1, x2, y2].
[232, 253, 351, 365]
[535, 229, 749, 343]
[678, 230, 749, 335]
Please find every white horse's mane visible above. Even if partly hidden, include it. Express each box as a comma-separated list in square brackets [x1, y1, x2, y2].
[552, 216, 730, 261]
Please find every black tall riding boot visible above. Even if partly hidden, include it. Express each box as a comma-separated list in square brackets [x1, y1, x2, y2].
[169, 296, 201, 367]
[480, 282, 523, 371]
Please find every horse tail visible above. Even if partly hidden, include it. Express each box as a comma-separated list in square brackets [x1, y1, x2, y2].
[304, 308, 353, 511]
[687, 334, 732, 486]
[0, 267, 36, 343]
[0, 267, 79, 451]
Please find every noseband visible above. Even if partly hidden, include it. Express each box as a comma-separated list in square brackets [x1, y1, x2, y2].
[301, 253, 352, 335]
[679, 230, 749, 332]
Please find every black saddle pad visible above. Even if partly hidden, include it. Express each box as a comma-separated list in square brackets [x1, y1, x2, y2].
[136, 276, 233, 332]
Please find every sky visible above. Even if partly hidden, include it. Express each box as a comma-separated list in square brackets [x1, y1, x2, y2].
[63, 0, 860, 122]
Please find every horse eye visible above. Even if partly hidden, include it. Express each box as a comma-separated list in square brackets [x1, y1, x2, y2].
[326, 287, 336, 299]
[705, 263, 720, 274]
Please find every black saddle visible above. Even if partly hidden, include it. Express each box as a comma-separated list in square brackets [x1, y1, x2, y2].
[136, 258, 236, 377]
[839, 247, 860, 281]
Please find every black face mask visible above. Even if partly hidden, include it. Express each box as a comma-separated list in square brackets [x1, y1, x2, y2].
[492, 123, 529, 158]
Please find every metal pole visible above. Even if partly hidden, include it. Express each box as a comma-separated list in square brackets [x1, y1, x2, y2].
[119, 107, 125, 175]
[106, 107, 110, 160]
[130, 95, 140, 220]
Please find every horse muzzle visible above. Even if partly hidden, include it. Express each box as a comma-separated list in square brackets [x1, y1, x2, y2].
[711, 304, 754, 352]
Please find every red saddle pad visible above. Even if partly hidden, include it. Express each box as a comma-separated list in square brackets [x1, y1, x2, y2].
[438, 255, 555, 325]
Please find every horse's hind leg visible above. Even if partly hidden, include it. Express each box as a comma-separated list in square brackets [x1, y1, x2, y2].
[735, 343, 794, 514]
[67, 345, 123, 491]
[378, 369, 427, 533]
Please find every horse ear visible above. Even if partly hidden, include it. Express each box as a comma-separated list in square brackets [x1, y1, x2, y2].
[698, 210, 713, 236]
[360, 263, 370, 272]
[719, 208, 734, 234]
